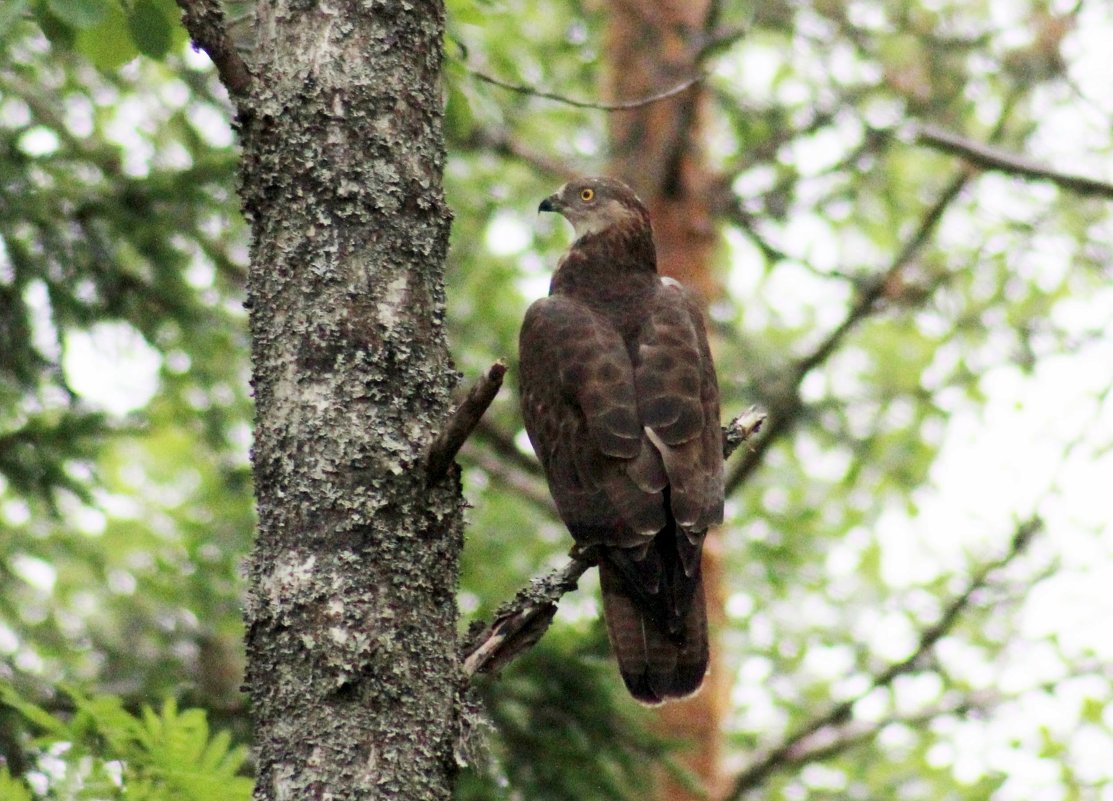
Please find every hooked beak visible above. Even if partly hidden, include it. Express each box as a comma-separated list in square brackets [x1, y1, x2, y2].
[538, 194, 560, 213]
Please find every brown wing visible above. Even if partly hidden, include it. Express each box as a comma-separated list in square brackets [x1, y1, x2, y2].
[635, 280, 724, 539]
[518, 295, 667, 547]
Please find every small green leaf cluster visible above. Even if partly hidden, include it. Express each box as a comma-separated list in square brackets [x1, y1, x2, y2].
[1, 686, 252, 800]
[8, 0, 188, 69]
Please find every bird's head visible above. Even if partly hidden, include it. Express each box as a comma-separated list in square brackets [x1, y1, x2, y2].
[539, 177, 650, 240]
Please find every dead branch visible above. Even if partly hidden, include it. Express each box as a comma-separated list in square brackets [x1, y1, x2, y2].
[462, 558, 590, 677]
[912, 123, 1113, 201]
[723, 406, 767, 459]
[426, 361, 507, 484]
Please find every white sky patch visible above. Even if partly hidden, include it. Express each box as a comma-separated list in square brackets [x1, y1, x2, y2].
[63, 322, 162, 415]
[18, 126, 60, 157]
[2, 499, 31, 526]
[24, 280, 61, 360]
[11, 553, 57, 592]
[62, 93, 95, 138]
[188, 101, 235, 148]
[0, 96, 31, 127]
[485, 212, 532, 256]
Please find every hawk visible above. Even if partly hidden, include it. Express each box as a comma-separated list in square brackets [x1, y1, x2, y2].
[519, 177, 724, 703]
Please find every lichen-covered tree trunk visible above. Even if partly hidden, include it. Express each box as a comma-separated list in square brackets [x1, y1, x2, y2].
[237, 2, 461, 799]
[605, 2, 728, 799]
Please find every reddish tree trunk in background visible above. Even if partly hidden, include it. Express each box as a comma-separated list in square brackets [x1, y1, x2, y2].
[606, 2, 728, 799]
[606, 0, 719, 304]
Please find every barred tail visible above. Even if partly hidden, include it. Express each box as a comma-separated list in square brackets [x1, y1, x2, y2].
[598, 559, 708, 704]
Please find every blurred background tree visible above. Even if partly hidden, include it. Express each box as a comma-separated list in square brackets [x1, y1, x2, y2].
[3, 0, 1113, 800]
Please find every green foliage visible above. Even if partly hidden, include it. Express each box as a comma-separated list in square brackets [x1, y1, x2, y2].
[19, 0, 188, 69]
[0, 12, 251, 795]
[1, 686, 252, 800]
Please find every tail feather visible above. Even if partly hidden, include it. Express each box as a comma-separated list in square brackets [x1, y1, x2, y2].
[599, 559, 708, 704]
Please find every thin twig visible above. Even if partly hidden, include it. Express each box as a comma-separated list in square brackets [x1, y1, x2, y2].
[722, 517, 1043, 801]
[426, 361, 507, 484]
[462, 408, 765, 678]
[175, 0, 253, 97]
[462, 128, 577, 180]
[461, 65, 704, 111]
[460, 443, 558, 517]
[474, 419, 546, 479]
[776, 694, 992, 768]
[912, 123, 1113, 201]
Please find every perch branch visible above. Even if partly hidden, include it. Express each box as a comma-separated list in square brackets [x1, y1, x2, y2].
[912, 123, 1113, 201]
[462, 558, 591, 677]
[723, 406, 767, 459]
[722, 517, 1043, 801]
[462, 408, 766, 678]
[426, 360, 507, 483]
[175, 0, 253, 97]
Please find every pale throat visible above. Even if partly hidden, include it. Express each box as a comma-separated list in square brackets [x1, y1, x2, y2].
[568, 199, 641, 240]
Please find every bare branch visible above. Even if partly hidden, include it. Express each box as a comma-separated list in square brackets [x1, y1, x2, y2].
[912, 123, 1113, 201]
[426, 361, 507, 483]
[694, 25, 749, 61]
[722, 517, 1043, 801]
[460, 64, 704, 111]
[725, 171, 969, 496]
[462, 558, 590, 677]
[462, 409, 765, 677]
[175, 0, 253, 97]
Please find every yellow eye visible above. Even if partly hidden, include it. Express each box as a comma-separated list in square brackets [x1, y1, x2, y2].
[579, 188, 595, 202]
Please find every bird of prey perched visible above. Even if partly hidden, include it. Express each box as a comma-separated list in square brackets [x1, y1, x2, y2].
[519, 177, 724, 704]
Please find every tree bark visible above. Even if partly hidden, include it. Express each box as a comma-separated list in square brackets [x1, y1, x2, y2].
[232, 2, 461, 799]
[606, 2, 728, 799]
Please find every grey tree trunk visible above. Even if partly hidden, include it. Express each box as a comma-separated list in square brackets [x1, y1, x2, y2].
[227, 2, 461, 798]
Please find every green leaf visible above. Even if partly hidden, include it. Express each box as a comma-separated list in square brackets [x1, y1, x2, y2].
[127, 0, 172, 58]
[445, 82, 476, 140]
[1081, 696, 1106, 725]
[150, 0, 189, 50]
[75, 0, 139, 70]
[0, 767, 33, 801]
[447, 0, 485, 26]
[0, 685, 69, 737]
[46, 0, 110, 28]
